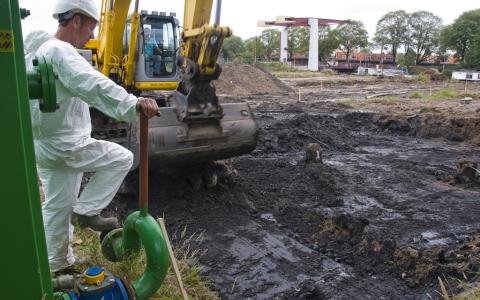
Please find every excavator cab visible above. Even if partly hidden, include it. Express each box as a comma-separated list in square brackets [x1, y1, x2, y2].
[123, 11, 180, 91]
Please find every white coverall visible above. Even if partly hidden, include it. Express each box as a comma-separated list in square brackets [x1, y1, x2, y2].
[25, 31, 138, 272]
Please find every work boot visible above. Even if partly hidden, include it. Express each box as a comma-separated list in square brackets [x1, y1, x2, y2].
[73, 213, 119, 231]
[52, 257, 89, 277]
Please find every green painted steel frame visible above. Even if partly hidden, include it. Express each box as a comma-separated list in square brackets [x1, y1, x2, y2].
[0, 0, 54, 299]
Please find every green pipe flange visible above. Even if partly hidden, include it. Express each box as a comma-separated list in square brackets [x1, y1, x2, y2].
[27, 55, 57, 112]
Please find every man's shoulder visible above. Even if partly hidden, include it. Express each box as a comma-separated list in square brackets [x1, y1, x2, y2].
[36, 38, 77, 60]
[40, 38, 75, 52]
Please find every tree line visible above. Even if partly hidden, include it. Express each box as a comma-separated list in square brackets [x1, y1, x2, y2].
[222, 9, 480, 69]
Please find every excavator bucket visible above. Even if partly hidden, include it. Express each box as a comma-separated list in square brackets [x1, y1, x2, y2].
[131, 102, 258, 168]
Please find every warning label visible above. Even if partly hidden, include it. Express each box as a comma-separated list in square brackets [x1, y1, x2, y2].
[0, 30, 14, 52]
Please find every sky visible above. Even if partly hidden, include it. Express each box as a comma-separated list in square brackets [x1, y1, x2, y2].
[19, 0, 480, 41]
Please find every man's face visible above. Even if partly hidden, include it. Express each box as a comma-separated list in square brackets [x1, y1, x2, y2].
[72, 15, 97, 48]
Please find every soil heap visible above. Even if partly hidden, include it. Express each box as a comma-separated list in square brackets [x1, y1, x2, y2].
[214, 63, 291, 96]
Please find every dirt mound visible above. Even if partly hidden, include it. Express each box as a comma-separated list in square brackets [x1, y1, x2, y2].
[375, 114, 480, 144]
[214, 63, 292, 96]
[423, 68, 447, 81]
[351, 98, 480, 145]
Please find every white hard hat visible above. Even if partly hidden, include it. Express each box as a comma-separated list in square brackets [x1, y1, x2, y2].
[53, 0, 99, 22]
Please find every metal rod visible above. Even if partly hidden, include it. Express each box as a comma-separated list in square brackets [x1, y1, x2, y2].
[139, 113, 148, 216]
[214, 0, 222, 25]
[134, 0, 139, 12]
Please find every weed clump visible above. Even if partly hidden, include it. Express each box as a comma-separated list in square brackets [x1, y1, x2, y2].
[410, 91, 423, 99]
[415, 73, 431, 83]
[429, 88, 458, 100]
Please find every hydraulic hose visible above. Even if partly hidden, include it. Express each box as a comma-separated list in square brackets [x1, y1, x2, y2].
[214, 0, 222, 25]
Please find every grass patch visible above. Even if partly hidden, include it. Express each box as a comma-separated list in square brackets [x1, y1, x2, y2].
[260, 62, 296, 73]
[260, 62, 337, 78]
[410, 91, 424, 99]
[339, 95, 400, 106]
[414, 73, 431, 83]
[339, 98, 359, 106]
[410, 87, 480, 101]
[367, 95, 400, 105]
[74, 225, 219, 299]
[272, 71, 328, 78]
[454, 282, 480, 300]
[426, 88, 459, 100]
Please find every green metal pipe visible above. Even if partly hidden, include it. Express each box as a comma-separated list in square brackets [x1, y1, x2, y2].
[102, 211, 170, 300]
[130, 213, 170, 299]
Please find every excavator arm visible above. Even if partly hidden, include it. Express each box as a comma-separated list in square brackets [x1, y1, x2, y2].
[84, 0, 139, 88]
[180, 0, 231, 77]
[174, 0, 232, 122]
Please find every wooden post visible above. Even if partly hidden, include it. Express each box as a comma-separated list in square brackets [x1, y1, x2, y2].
[158, 218, 189, 300]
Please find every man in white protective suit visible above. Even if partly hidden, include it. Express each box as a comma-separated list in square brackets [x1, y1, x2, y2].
[24, 0, 159, 274]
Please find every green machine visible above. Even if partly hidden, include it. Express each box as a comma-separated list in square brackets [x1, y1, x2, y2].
[0, 1, 169, 299]
[1, 1, 55, 299]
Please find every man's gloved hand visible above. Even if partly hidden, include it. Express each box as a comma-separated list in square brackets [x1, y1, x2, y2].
[136, 97, 160, 118]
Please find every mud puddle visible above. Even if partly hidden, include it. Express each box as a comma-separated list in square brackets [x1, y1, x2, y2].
[108, 103, 480, 299]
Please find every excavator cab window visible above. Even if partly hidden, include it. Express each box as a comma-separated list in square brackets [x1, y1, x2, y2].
[142, 18, 176, 78]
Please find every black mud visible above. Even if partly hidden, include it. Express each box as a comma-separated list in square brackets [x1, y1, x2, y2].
[108, 101, 480, 299]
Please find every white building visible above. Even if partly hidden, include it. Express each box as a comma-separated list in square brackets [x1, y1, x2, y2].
[357, 66, 407, 77]
[452, 70, 480, 81]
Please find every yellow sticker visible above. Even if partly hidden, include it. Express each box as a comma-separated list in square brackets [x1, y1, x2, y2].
[0, 30, 14, 52]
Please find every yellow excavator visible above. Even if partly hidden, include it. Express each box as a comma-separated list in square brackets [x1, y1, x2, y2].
[83, 0, 258, 169]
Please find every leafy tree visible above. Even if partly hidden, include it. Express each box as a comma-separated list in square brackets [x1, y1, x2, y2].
[397, 48, 416, 68]
[439, 24, 454, 55]
[408, 11, 442, 64]
[318, 27, 340, 64]
[243, 36, 266, 62]
[222, 35, 245, 61]
[359, 45, 371, 53]
[374, 10, 409, 64]
[336, 20, 369, 64]
[440, 9, 480, 67]
[260, 29, 280, 60]
[464, 36, 480, 68]
[287, 27, 309, 58]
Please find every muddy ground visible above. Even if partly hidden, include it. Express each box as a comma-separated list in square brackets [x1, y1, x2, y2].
[107, 65, 480, 299]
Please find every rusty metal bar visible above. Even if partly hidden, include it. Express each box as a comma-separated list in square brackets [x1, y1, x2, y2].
[139, 113, 149, 216]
